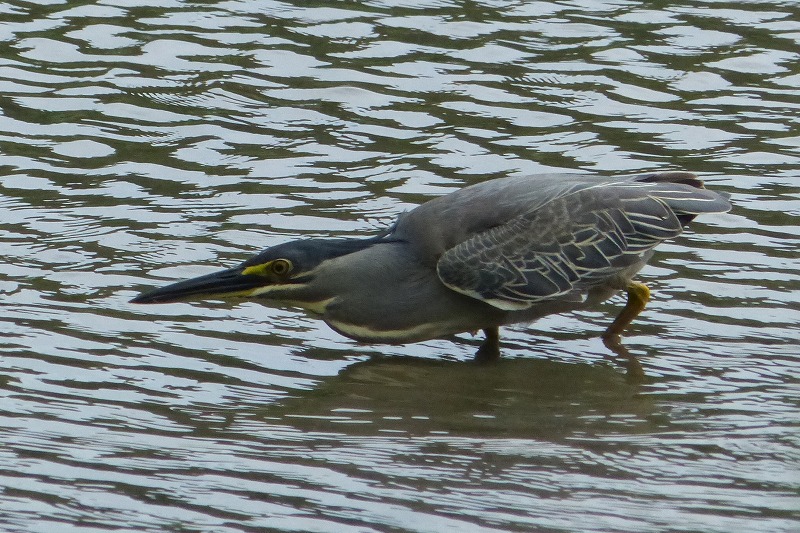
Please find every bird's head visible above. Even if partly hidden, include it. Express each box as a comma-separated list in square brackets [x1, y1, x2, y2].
[130, 238, 379, 307]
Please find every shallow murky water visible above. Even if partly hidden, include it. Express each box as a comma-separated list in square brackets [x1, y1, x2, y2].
[1, 1, 798, 532]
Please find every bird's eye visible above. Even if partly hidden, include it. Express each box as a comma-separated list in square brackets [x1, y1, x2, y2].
[271, 259, 292, 276]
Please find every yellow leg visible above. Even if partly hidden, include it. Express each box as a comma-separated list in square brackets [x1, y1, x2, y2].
[602, 281, 651, 339]
[601, 281, 649, 382]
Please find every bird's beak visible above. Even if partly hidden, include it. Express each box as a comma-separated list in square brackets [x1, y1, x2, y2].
[130, 266, 265, 304]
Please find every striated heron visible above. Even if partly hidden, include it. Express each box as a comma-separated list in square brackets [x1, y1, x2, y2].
[131, 172, 730, 360]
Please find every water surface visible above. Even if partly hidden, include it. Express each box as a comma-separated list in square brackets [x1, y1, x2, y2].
[0, 1, 798, 532]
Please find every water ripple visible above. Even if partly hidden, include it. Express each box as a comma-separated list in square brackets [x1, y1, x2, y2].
[0, 1, 798, 532]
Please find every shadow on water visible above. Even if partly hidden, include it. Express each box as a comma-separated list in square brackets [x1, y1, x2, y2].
[257, 354, 655, 438]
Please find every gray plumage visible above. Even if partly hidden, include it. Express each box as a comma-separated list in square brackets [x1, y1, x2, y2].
[132, 171, 731, 354]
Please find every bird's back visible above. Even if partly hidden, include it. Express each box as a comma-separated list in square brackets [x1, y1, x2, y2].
[389, 172, 730, 312]
[392, 172, 728, 262]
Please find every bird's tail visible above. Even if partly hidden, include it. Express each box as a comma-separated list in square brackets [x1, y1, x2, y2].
[637, 171, 731, 225]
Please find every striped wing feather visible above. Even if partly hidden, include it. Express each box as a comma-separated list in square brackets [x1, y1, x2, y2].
[435, 183, 695, 310]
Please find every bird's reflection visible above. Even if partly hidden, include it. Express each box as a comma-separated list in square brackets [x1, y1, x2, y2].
[600, 335, 646, 381]
[264, 349, 655, 439]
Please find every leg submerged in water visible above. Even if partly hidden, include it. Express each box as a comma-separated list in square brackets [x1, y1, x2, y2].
[603, 281, 651, 340]
[602, 281, 650, 381]
[475, 326, 500, 362]
[472, 282, 651, 369]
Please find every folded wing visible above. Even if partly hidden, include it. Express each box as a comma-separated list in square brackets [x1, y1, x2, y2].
[436, 175, 729, 310]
